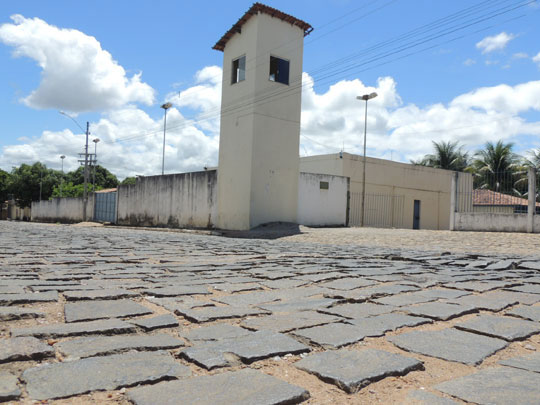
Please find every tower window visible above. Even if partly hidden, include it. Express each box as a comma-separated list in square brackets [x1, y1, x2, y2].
[269, 56, 289, 85]
[231, 55, 246, 84]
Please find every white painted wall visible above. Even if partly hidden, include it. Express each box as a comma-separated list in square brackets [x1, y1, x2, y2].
[216, 11, 306, 230]
[454, 212, 539, 233]
[298, 172, 348, 226]
[117, 170, 217, 229]
[32, 195, 95, 223]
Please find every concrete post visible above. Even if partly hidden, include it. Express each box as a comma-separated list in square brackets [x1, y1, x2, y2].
[528, 167, 536, 233]
[449, 172, 457, 231]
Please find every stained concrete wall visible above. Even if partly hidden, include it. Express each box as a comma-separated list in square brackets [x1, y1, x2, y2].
[300, 153, 454, 230]
[31, 195, 94, 223]
[297, 172, 348, 226]
[117, 170, 217, 229]
[454, 212, 539, 233]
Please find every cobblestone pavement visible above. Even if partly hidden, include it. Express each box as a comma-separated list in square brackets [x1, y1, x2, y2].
[1, 221, 540, 404]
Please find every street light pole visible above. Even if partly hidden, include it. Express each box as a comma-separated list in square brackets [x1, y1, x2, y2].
[92, 138, 100, 192]
[60, 155, 65, 197]
[161, 102, 172, 175]
[356, 92, 378, 227]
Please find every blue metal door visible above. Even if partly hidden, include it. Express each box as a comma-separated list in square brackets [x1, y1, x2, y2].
[413, 200, 420, 230]
[94, 192, 117, 223]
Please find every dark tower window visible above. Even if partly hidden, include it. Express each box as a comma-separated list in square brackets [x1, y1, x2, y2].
[269, 56, 289, 85]
[231, 55, 246, 84]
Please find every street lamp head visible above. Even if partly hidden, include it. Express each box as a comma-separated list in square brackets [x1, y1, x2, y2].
[357, 92, 378, 101]
[93, 138, 100, 144]
[60, 155, 66, 159]
[161, 102, 173, 110]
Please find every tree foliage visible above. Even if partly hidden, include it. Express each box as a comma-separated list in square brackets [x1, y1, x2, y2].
[120, 176, 137, 186]
[8, 163, 63, 207]
[0, 169, 11, 203]
[411, 140, 469, 172]
[66, 165, 119, 189]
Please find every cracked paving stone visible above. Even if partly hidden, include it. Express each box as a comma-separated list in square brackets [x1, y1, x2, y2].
[454, 314, 540, 341]
[374, 293, 437, 307]
[23, 350, 191, 400]
[0, 291, 58, 305]
[506, 305, 540, 322]
[0, 337, 54, 363]
[130, 314, 179, 330]
[174, 306, 269, 323]
[320, 303, 395, 319]
[257, 298, 336, 313]
[499, 352, 540, 373]
[182, 324, 253, 342]
[509, 284, 540, 295]
[294, 348, 423, 393]
[11, 318, 136, 338]
[406, 389, 459, 404]
[389, 328, 507, 365]
[54, 333, 184, 359]
[127, 368, 310, 405]
[63, 289, 139, 301]
[448, 293, 518, 312]
[241, 311, 340, 333]
[401, 302, 477, 321]
[415, 289, 470, 300]
[0, 306, 45, 321]
[64, 299, 152, 322]
[180, 330, 309, 369]
[0, 371, 21, 402]
[434, 366, 540, 405]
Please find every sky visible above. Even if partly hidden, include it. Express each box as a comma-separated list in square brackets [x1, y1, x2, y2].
[1, 0, 539, 179]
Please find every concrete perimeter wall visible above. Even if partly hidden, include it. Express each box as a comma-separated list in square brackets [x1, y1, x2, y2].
[454, 212, 540, 233]
[117, 170, 217, 229]
[298, 172, 348, 226]
[32, 195, 95, 223]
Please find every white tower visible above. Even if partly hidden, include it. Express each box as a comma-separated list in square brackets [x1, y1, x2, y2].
[213, 3, 312, 230]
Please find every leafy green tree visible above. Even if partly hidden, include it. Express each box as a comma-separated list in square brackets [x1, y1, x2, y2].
[0, 169, 11, 203]
[66, 165, 119, 189]
[8, 163, 62, 207]
[411, 140, 469, 171]
[51, 182, 103, 198]
[120, 176, 137, 186]
[471, 140, 522, 193]
[524, 149, 540, 170]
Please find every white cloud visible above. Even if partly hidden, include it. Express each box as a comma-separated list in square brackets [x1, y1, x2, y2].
[0, 69, 221, 179]
[533, 52, 540, 67]
[463, 58, 476, 66]
[0, 15, 155, 112]
[476, 32, 516, 54]
[512, 52, 528, 59]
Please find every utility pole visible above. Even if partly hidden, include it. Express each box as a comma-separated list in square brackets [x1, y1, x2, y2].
[78, 122, 90, 221]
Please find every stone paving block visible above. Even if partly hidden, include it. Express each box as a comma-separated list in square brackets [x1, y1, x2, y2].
[499, 352, 540, 373]
[321, 303, 394, 319]
[406, 389, 459, 404]
[0, 336, 54, 363]
[259, 278, 308, 289]
[23, 350, 191, 400]
[295, 348, 423, 393]
[486, 259, 516, 270]
[0, 306, 45, 321]
[0, 291, 58, 305]
[12, 318, 136, 338]
[389, 328, 507, 365]
[130, 314, 179, 330]
[175, 306, 269, 323]
[213, 283, 263, 293]
[54, 333, 184, 359]
[320, 278, 377, 290]
[128, 368, 310, 405]
[509, 284, 540, 295]
[454, 314, 540, 341]
[292, 323, 372, 348]
[348, 312, 432, 331]
[257, 298, 336, 313]
[415, 289, 470, 300]
[506, 305, 540, 322]
[519, 261, 540, 270]
[142, 285, 210, 297]
[181, 330, 309, 369]
[0, 371, 21, 402]
[434, 366, 540, 404]
[374, 293, 437, 307]
[64, 299, 152, 322]
[489, 290, 540, 305]
[241, 311, 339, 332]
[449, 293, 518, 312]
[402, 302, 476, 321]
[63, 289, 139, 301]
[182, 324, 253, 342]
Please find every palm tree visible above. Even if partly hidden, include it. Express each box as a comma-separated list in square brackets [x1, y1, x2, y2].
[411, 140, 469, 171]
[524, 148, 540, 170]
[471, 140, 522, 193]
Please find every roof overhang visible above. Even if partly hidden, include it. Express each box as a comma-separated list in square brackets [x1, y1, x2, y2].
[212, 2, 313, 52]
